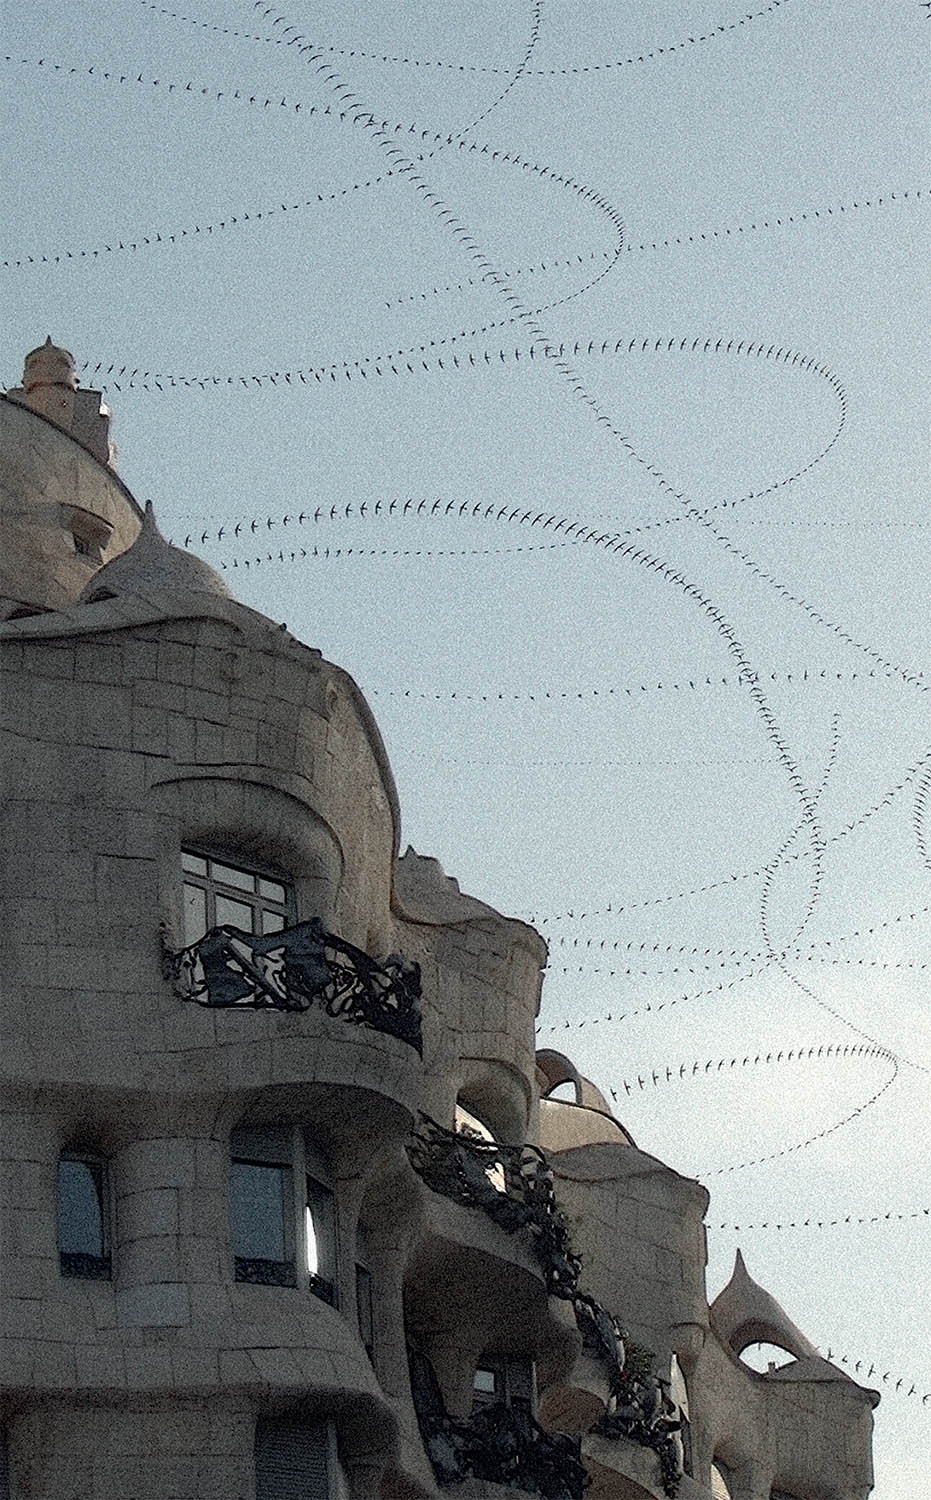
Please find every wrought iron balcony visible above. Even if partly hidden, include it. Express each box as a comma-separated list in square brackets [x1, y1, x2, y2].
[161, 916, 422, 1052]
[409, 1344, 589, 1500]
[407, 1114, 581, 1299]
[591, 1329, 683, 1498]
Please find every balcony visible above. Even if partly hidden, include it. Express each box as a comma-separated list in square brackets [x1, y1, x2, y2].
[406, 1114, 581, 1298]
[161, 915, 422, 1051]
[409, 1343, 588, 1500]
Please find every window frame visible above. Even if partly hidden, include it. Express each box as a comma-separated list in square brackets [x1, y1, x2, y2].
[230, 1125, 337, 1305]
[472, 1354, 535, 1412]
[254, 1417, 345, 1500]
[57, 1149, 112, 1281]
[181, 847, 296, 946]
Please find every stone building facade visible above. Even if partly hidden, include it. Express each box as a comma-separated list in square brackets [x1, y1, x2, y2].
[0, 344, 878, 1500]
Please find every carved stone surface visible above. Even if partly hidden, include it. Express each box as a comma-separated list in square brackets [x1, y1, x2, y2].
[407, 1114, 582, 1298]
[409, 1345, 589, 1499]
[161, 916, 423, 1052]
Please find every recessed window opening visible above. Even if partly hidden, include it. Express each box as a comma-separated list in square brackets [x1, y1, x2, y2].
[355, 1224, 375, 1364]
[472, 1355, 534, 1412]
[231, 1127, 336, 1303]
[57, 1151, 111, 1279]
[255, 1418, 342, 1500]
[66, 507, 112, 563]
[545, 1079, 580, 1103]
[182, 848, 295, 945]
[740, 1341, 797, 1374]
[455, 1103, 506, 1194]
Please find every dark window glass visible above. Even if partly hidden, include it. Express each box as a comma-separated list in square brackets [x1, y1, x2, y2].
[231, 1158, 295, 1286]
[472, 1356, 534, 1411]
[183, 882, 206, 946]
[181, 849, 294, 943]
[57, 1156, 110, 1279]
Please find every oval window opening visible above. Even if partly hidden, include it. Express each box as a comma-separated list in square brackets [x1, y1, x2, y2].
[739, 1341, 796, 1373]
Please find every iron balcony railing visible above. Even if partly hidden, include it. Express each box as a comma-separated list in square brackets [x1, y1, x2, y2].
[162, 916, 423, 1052]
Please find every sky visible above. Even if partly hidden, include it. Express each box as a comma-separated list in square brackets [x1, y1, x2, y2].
[2, 1, 928, 1493]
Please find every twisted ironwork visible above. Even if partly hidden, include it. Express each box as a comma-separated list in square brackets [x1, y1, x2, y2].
[409, 1345, 588, 1499]
[407, 1113, 581, 1298]
[161, 916, 422, 1052]
[595, 1336, 682, 1497]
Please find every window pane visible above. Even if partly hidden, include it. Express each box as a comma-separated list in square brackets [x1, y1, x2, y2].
[231, 1161, 291, 1262]
[212, 859, 255, 891]
[259, 877, 287, 903]
[181, 850, 207, 876]
[215, 894, 255, 931]
[306, 1178, 336, 1278]
[261, 910, 285, 935]
[305, 1203, 319, 1276]
[473, 1367, 498, 1395]
[183, 882, 207, 945]
[57, 1159, 105, 1256]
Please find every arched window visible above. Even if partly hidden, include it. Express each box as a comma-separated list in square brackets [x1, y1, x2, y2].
[739, 1342, 796, 1373]
[255, 1419, 344, 1500]
[57, 1151, 110, 1279]
[230, 1127, 336, 1303]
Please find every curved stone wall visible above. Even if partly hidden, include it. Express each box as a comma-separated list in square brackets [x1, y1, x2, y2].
[0, 397, 141, 614]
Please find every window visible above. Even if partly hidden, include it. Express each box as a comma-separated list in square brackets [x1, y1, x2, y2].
[66, 505, 112, 564]
[472, 1355, 535, 1412]
[255, 1419, 339, 1500]
[57, 1152, 110, 1279]
[231, 1127, 336, 1303]
[182, 849, 294, 946]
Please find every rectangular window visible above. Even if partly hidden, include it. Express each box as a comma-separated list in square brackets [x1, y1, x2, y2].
[472, 1356, 535, 1411]
[231, 1127, 336, 1303]
[182, 849, 295, 945]
[255, 1419, 329, 1500]
[231, 1128, 296, 1287]
[57, 1153, 110, 1280]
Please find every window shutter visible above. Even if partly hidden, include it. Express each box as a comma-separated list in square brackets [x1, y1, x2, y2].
[255, 1419, 329, 1500]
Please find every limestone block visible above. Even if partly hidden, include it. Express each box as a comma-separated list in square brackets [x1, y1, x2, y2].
[116, 1283, 191, 1328]
[75, 1342, 127, 1389]
[124, 1343, 175, 1390]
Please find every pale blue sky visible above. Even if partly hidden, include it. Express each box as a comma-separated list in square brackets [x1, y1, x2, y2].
[2, 2, 929, 1492]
